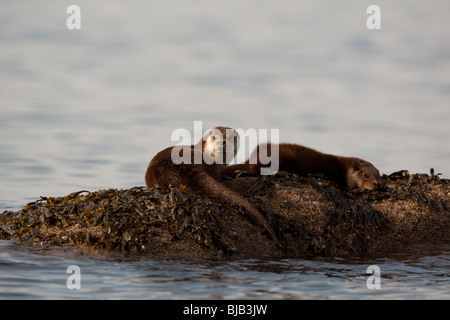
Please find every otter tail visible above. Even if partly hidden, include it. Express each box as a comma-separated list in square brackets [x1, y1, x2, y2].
[199, 173, 285, 249]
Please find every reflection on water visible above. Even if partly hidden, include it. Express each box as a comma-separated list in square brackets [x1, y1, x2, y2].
[1, 1, 449, 299]
[0, 240, 449, 299]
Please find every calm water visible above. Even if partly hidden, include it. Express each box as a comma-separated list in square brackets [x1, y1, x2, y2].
[1, 1, 449, 299]
[0, 240, 449, 300]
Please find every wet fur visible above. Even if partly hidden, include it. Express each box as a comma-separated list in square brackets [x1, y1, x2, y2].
[145, 128, 284, 248]
[221, 143, 381, 190]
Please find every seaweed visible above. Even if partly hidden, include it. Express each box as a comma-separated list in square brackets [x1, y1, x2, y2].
[1, 169, 449, 259]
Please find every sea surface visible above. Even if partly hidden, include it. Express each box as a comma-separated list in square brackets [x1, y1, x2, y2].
[1, 1, 449, 299]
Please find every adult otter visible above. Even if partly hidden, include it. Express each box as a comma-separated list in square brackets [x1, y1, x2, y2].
[221, 143, 381, 190]
[145, 127, 284, 248]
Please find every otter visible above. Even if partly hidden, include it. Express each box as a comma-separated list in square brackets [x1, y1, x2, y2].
[145, 127, 284, 248]
[221, 143, 381, 190]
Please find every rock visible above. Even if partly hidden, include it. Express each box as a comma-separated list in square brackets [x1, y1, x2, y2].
[1, 170, 449, 259]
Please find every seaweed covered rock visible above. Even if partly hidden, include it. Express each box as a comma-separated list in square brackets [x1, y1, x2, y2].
[0, 188, 243, 258]
[1, 170, 449, 258]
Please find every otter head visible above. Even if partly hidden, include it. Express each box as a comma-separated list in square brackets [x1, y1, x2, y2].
[202, 127, 239, 171]
[346, 158, 382, 190]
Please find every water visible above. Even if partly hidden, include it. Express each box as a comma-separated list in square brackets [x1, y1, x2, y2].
[1, 1, 449, 299]
[0, 240, 449, 299]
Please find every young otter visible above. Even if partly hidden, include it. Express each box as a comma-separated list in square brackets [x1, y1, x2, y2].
[145, 127, 284, 248]
[221, 143, 381, 190]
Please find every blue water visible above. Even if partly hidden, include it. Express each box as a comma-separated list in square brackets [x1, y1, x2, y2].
[1, 1, 449, 299]
[1, 241, 449, 300]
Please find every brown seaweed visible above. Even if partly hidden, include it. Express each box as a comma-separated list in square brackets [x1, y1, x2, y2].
[1, 169, 449, 259]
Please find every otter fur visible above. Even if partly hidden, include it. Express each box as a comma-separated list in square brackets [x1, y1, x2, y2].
[145, 127, 284, 248]
[221, 143, 381, 190]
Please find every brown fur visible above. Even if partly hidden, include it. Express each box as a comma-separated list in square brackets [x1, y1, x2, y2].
[145, 127, 284, 248]
[221, 143, 381, 190]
